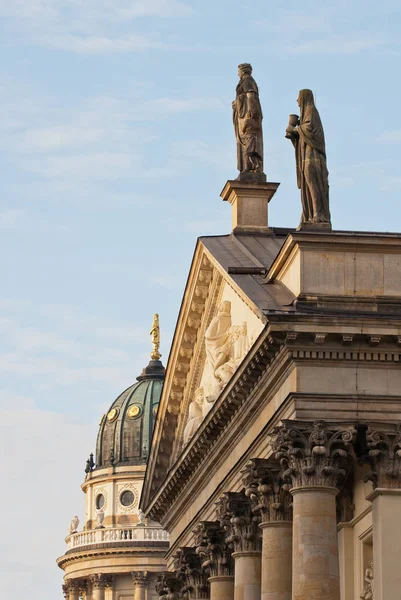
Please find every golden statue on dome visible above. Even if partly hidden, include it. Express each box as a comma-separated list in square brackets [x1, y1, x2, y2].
[150, 313, 161, 360]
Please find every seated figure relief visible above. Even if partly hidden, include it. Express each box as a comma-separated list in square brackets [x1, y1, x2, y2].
[183, 301, 250, 446]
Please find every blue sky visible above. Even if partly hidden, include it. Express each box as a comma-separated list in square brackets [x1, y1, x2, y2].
[1, 1, 401, 598]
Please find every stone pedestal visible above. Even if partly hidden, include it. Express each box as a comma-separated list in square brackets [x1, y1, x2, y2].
[209, 575, 234, 600]
[232, 551, 261, 600]
[367, 488, 401, 600]
[220, 180, 279, 234]
[260, 522, 292, 600]
[291, 486, 340, 600]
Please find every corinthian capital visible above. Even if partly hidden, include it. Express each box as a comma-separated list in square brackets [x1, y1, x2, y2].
[193, 521, 233, 577]
[365, 425, 401, 489]
[90, 574, 106, 590]
[241, 458, 292, 523]
[132, 572, 149, 587]
[156, 573, 182, 600]
[271, 420, 355, 490]
[215, 492, 261, 553]
[173, 547, 209, 600]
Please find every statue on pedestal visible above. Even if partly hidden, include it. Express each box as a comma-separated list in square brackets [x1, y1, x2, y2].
[150, 313, 161, 360]
[360, 560, 374, 600]
[233, 63, 264, 180]
[285, 89, 331, 228]
[69, 516, 79, 535]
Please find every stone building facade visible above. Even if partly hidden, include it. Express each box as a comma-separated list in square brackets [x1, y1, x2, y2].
[57, 356, 169, 600]
[140, 180, 401, 600]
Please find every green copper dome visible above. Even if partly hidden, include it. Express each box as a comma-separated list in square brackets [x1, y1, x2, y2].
[94, 359, 165, 469]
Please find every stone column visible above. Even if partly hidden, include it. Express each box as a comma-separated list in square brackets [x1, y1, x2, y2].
[364, 425, 401, 600]
[216, 492, 261, 600]
[271, 420, 354, 600]
[174, 547, 210, 600]
[194, 521, 234, 600]
[242, 459, 292, 600]
[90, 575, 106, 600]
[132, 572, 149, 600]
[156, 572, 182, 600]
[67, 581, 80, 600]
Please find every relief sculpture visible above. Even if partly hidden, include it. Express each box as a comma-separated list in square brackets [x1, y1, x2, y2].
[183, 301, 250, 446]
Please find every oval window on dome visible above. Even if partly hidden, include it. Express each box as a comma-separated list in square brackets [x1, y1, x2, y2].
[107, 408, 119, 422]
[127, 405, 142, 419]
[120, 490, 135, 506]
[96, 494, 105, 510]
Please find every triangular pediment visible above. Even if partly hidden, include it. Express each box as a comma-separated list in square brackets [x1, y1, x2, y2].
[142, 231, 294, 505]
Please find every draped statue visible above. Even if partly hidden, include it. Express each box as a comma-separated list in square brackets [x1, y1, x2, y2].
[285, 89, 331, 228]
[183, 388, 205, 445]
[360, 561, 374, 600]
[233, 63, 264, 179]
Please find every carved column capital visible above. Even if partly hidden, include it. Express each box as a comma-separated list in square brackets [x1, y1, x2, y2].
[62, 584, 68, 598]
[132, 572, 149, 587]
[156, 572, 183, 600]
[241, 458, 292, 523]
[271, 420, 355, 491]
[364, 425, 401, 489]
[173, 547, 210, 600]
[193, 521, 233, 577]
[215, 492, 261, 553]
[90, 574, 107, 590]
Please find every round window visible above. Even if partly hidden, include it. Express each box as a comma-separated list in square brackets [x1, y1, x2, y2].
[96, 494, 105, 510]
[120, 490, 135, 506]
[107, 408, 119, 422]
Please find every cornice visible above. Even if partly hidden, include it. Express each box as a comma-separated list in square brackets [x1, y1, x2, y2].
[57, 542, 168, 569]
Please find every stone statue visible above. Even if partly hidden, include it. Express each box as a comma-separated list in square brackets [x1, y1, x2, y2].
[285, 89, 331, 228]
[183, 388, 205, 445]
[360, 561, 374, 600]
[205, 301, 232, 371]
[150, 313, 161, 360]
[137, 509, 146, 526]
[95, 509, 105, 529]
[214, 322, 249, 386]
[233, 63, 264, 180]
[69, 516, 79, 535]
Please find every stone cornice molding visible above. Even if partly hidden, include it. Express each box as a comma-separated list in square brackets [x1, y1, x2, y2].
[193, 521, 233, 577]
[271, 419, 355, 490]
[364, 424, 401, 489]
[241, 458, 292, 523]
[57, 544, 168, 569]
[215, 492, 261, 553]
